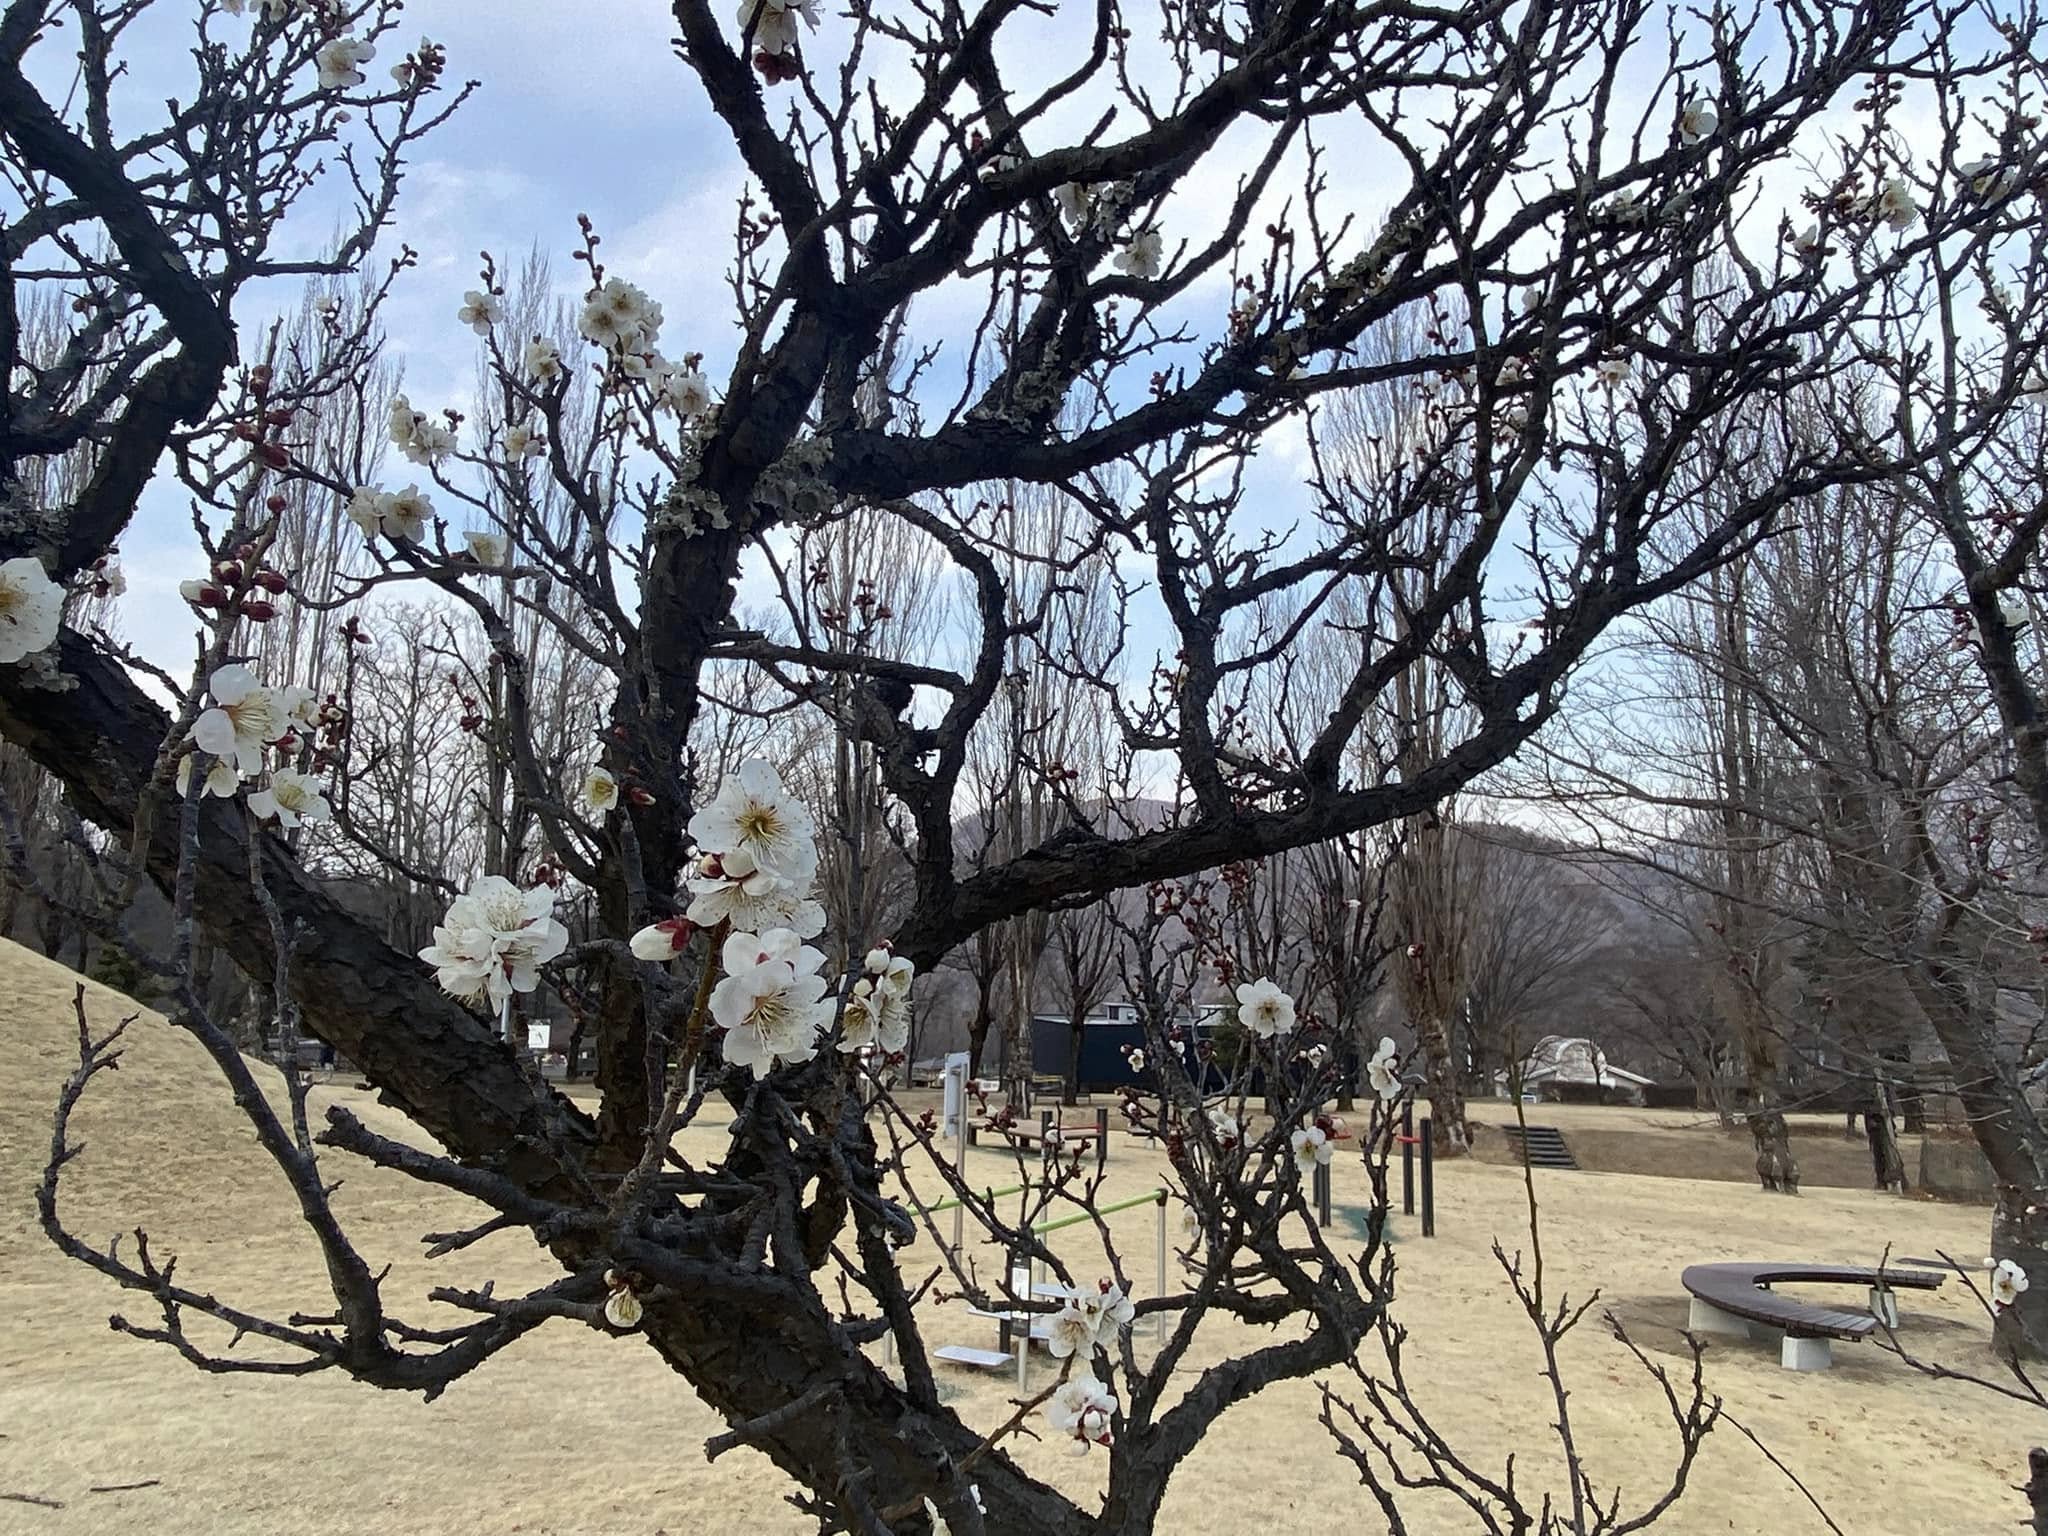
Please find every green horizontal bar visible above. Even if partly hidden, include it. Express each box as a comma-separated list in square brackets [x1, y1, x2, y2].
[1032, 1188, 1167, 1235]
[925, 1181, 1028, 1215]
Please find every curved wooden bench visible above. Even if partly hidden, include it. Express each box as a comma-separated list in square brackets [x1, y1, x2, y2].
[1681, 1261, 1946, 1370]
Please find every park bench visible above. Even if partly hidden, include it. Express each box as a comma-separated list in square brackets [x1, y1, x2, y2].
[1680, 1261, 1946, 1371]
[968, 1106, 1111, 1174]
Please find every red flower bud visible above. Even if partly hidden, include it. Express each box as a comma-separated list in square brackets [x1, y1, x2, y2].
[266, 493, 289, 513]
[257, 442, 291, 469]
[240, 598, 279, 622]
[252, 569, 289, 594]
[213, 560, 244, 584]
[626, 786, 655, 806]
[234, 543, 258, 563]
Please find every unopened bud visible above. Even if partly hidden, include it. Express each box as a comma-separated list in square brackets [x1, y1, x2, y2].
[266, 494, 289, 513]
[240, 598, 279, 622]
[252, 569, 289, 594]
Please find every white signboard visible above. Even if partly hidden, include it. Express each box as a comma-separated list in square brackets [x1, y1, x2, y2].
[940, 1051, 971, 1140]
[526, 1023, 552, 1052]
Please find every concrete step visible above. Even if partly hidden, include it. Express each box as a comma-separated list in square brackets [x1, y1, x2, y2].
[1501, 1124, 1579, 1169]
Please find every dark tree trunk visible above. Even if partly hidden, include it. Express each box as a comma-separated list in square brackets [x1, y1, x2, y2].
[1415, 1011, 1468, 1155]
[1747, 1105, 1799, 1193]
[967, 984, 994, 1078]
[1902, 904, 2048, 1359]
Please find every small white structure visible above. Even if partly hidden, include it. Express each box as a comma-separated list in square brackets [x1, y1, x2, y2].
[1507, 1036, 1658, 1105]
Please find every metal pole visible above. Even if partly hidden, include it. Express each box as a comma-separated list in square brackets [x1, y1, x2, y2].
[1156, 1192, 1169, 1342]
[1313, 1159, 1331, 1228]
[1401, 1099, 1415, 1216]
[1420, 1116, 1436, 1238]
[1096, 1105, 1109, 1177]
[953, 1076, 968, 1255]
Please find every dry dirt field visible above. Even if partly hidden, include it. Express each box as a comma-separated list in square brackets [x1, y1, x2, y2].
[0, 943, 2029, 1534]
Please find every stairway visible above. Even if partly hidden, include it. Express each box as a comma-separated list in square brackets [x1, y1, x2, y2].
[1503, 1123, 1579, 1170]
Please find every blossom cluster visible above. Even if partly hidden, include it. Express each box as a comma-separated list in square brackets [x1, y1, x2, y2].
[627, 758, 918, 1077]
[1046, 1369, 1117, 1453]
[180, 663, 335, 827]
[418, 873, 571, 1013]
[1046, 1279, 1136, 1361]
[567, 275, 714, 417]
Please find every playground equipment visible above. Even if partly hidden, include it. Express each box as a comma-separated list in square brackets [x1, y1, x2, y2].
[909, 1064, 1171, 1381]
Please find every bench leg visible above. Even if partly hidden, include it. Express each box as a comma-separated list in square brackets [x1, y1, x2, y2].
[1687, 1297, 1752, 1338]
[1868, 1287, 1899, 1329]
[1780, 1334, 1832, 1371]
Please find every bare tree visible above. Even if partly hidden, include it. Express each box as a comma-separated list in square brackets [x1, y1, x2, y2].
[8, 0, 2048, 1526]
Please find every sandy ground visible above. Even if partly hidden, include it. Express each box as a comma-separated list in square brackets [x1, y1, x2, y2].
[0, 945, 2030, 1534]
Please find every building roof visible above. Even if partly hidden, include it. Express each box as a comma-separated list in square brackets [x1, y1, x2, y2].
[1518, 1035, 1657, 1089]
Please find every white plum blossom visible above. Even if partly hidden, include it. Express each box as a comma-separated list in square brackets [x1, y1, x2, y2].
[1960, 156, 2019, 199]
[346, 483, 431, 543]
[578, 277, 663, 354]
[1291, 1119, 1334, 1172]
[1054, 182, 1092, 228]
[0, 557, 62, 664]
[1073, 1281, 1135, 1342]
[689, 757, 818, 884]
[1678, 95, 1718, 146]
[603, 1271, 644, 1329]
[315, 35, 374, 91]
[834, 977, 886, 1054]
[457, 289, 504, 335]
[831, 974, 913, 1056]
[1792, 222, 1823, 257]
[659, 364, 714, 418]
[192, 664, 285, 777]
[465, 530, 511, 567]
[629, 916, 694, 962]
[738, 0, 818, 56]
[1235, 976, 1296, 1038]
[176, 754, 241, 799]
[1114, 228, 1163, 279]
[711, 927, 829, 1077]
[1873, 175, 1918, 232]
[1367, 1036, 1401, 1099]
[581, 766, 620, 816]
[1993, 1258, 2031, 1310]
[1599, 188, 1647, 223]
[1046, 1299, 1098, 1359]
[385, 485, 433, 541]
[1046, 1370, 1116, 1453]
[686, 845, 825, 937]
[248, 768, 331, 830]
[388, 395, 456, 465]
[1207, 1105, 1244, 1146]
[502, 422, 545, 462]
[1594, 355, 1634, 389]
[523, 336, 563, 380]
[279, 685, 319, 739]
[417, 874, 569, 1011]
[1124, 1045, 1146, 1072]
